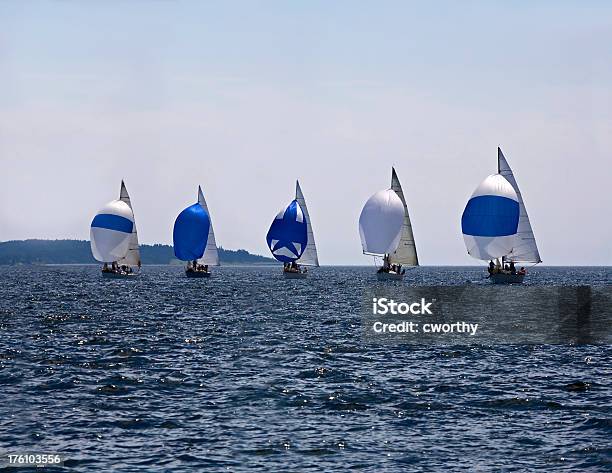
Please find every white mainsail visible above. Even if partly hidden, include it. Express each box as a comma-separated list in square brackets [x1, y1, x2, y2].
[117, 180, 141, 267]
[497, 148, 542, 263]
[295, 180, 319, 266]
[197, 186, 220, 266]
[389, 167, 419, 266]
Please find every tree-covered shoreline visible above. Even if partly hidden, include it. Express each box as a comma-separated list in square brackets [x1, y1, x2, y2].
[0, 240, 276, 265]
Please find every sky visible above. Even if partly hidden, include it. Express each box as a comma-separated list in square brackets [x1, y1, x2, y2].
[0, 0, 610, 265]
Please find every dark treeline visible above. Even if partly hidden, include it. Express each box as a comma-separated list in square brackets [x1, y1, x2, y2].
[0, 240, 276, 265]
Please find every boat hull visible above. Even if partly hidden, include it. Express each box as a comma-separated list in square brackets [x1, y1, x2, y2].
[377, 272, 404, 281]
[186, 271, 211, 278]
[489, 273, 525, 284]
[102, 271, 138, 279]
[283, 271, 307, 279]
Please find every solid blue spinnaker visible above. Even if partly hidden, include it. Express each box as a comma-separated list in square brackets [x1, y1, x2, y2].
[173, 203, 210, 261]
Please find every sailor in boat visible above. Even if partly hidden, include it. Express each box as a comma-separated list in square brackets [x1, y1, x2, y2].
[283, 261, 307, 273]
[186, 260, 210, 275]
[488, 259, 503, 276]
[186, 259, 199, 274]
[101, 261, 125, 275]
[377, 255, 390, 274]
[485, 257, 528, 280]
[282, 261, 306, 274]
[377, 256, 388, 274]
[376, 256, 405, 275]
[487, 258, 527, 277]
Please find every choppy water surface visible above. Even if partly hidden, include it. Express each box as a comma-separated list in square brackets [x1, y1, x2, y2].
[0, 266, 610, 472]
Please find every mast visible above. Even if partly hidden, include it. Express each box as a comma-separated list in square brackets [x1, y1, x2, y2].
[197, 186, 220, 266]
[388, 167, 419, 266]
[497, 148, 542, 263]
[295, 180, 319, 267]
[117, 180, 141, 267]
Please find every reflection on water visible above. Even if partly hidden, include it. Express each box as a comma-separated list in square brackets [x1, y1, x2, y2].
[0, 265, 610, 471]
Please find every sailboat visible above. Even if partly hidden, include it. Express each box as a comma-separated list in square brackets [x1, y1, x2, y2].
[461, 147, 542, 283]
[90, 181, 141, 278]
[359, 168, 419, 280]
[266, 180, 319, 278]
[173, 186, 219, 278]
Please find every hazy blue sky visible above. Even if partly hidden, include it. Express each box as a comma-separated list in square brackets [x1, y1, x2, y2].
[1, 1, 610, 265]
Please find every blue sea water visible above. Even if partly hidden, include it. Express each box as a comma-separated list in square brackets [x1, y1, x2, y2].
[0, 265, 610, 472]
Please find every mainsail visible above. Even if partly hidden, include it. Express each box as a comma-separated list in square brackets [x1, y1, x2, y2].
[389, 168, 418, 266]
[197, 186, 220, 266]
[295, 181, 319, 267]
[461, 174, 520, 261]
[117, 181, 141, 267]
[359, 188, 404, 256]
[497, 148, 542, 263]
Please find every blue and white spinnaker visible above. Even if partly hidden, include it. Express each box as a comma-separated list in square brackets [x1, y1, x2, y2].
[266, 199, 308, 263]
[461, 173, 520, 260]
[90, 200, 135, 263]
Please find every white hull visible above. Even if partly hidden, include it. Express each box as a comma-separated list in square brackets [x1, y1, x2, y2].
[283, 271, 307, 279]
[377, 271, 404, 281]
[489, 273, 525, 284]
[102, 271, 138, 279]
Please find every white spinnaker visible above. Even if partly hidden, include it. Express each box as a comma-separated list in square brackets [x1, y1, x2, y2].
[497, 148, 542, 263]
[90, 200, 134, 262]
[295, 180, 319, 267]
[389, 168, 418, 266]
[117, 181, 141, 267]
[359, 189, 405, 256]
[197, 186, 220, 266]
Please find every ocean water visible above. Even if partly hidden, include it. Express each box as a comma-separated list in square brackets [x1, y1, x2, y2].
[0, 265, 610, 472]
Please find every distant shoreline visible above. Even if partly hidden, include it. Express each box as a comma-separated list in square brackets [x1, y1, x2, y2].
[10, 263, 280, 267]
[1, 240, 610, 267]
[0, 239, 276, 266]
